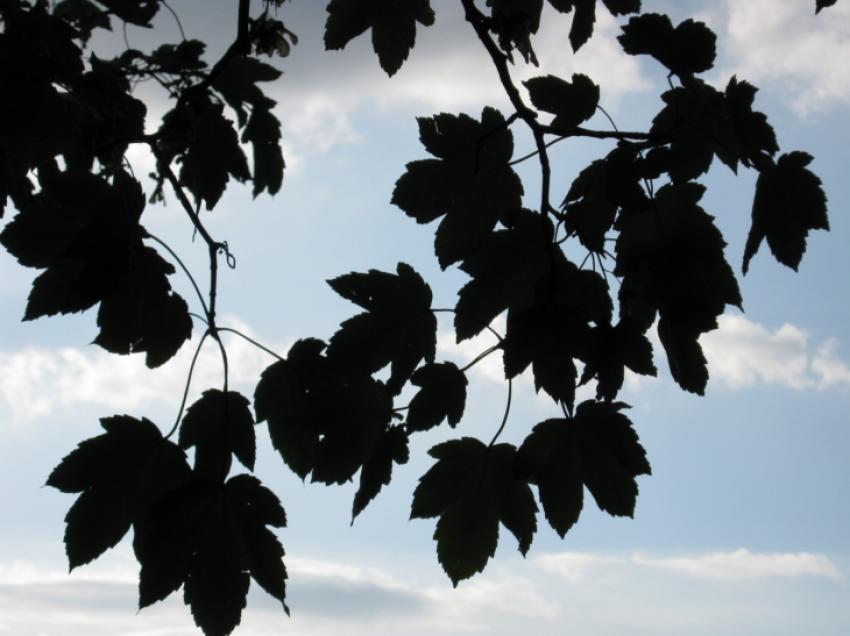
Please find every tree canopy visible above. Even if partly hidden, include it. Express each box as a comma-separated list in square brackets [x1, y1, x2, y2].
[0, 0, 836, 634]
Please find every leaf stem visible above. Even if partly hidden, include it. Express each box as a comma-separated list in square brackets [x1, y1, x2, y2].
[488, 377, 512, 447]
[165, 331, 209, 440]
[216, 326, 285, 362]
[145, 231, 209, 317]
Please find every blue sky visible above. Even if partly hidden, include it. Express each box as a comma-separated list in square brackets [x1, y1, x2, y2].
[1, 0, 849, 634]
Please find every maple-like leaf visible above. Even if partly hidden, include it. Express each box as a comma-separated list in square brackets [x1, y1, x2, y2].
[619, 13, 716, 77]
[0, 170, 146, 320]
[179, 389, 256, 481]
[406, 362, 468, 431]
[411, 438, 537, 585]
[517, 401, 650, 537]
[392, 108, 524, 268]
[615, 182, 741, 394]
[454, 210, 552, 341]
[46, 415, 190, 569]
[324, 0, 435, 76]
[134, 474, 288, 634]
[95, 245, 192, 368]
[524, 73, 599, 131]
[743, 151, 828, 274]
[327, 262, 436, 394]
[579, 319, 656, 401]
[254, 339, 393, 484]
[352, 425, 409, 520]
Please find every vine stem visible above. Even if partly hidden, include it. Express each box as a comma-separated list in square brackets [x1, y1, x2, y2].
[165, 331, 209, 440]
[145, 231, 209, 317]
[489, 378, 512, 447]
[460, 344, 501, 374]
[217, 326, 285, 362]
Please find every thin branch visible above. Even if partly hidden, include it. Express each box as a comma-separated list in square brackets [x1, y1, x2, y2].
[161, 0, 187, 41]
[217, 326, 285, 362]
[460, 344, 501, 374]
[165, 331, 209, 439]
[145, 231, 209, 317]
[488, 377, 513, 447]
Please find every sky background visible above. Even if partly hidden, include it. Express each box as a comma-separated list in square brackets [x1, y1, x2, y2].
[1, 0, 850, 634]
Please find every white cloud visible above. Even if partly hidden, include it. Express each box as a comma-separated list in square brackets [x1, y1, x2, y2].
[720, 0, 850, 114]
[701, 314, 850, 391]
[0, 317, 289, 425]
[632, 548, 842, 581]
[538, 548, 842, 582]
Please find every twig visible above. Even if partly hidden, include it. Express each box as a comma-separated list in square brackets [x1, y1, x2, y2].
[488, 378, 512, 447]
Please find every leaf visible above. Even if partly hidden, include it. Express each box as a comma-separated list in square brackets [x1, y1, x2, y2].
[455, 210, 552, 340]
[406, 362, 468, 432]
[517, 401, 650, 537]
[352, 425, 409, 520]
[324, 0, 435, 76]
[179, 390, 256, 481]
[411, 438, 537, 585]
[725, 76, 778, 167]
[97, 0, 159, 27]
[180, 103, 250, 210]
[579, 319, 656, 401]
[615, 182, 741, 394]
[134, 474, 288, 633]
[213, 56, 285, 196]
[502, 256, 611, 409]
[94, 245, 192, 368]
[816, 0, 838, 13]
[743, 152, 828, 274]
[46, 415, 190, 569]
[0, 171, 146, 320]
[327, 262, 436, 394]
[392, 108, 524, 268]
[254, 339, 393, 484]
[524, 73, 599, 131]
[618, 13, 716, 76]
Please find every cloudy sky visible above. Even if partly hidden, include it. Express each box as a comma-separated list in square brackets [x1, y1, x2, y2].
[1, 0, 849, 634]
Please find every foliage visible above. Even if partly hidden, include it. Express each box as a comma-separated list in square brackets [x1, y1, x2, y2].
[0, 0, 836, 633]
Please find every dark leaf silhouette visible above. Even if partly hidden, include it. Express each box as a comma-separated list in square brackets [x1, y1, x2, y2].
[325, 0, 435, 75]
[327, 262, 437, 394]
[816, 0, 838, 13]
[179, 390, 256, 481]
[524, 73, 599, 131]
[743, 151, 829, 273]
[406, 362, 468, 431]
[46, 416, 190, 569]
[517, 401, 650, 537]
[411, 438, 537, 585]
[619, 13, 716, 77]
[392, 108, 523, 268]
[352, 425, 409, 520]
[134, 474, 288, 634]
[254, 339, 393, 484]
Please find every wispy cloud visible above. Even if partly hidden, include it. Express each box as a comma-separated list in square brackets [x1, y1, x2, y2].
[0, 317, 288, 425]
[701, 314, 850, 391]
[719, 0, 850, 114]
[537, 549, 842, 582]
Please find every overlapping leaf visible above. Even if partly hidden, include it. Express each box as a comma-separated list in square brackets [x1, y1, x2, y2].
[327, 262, 436, 394]
[254, 339, 393, 484]
[179, 390, 256, 481]
[579, 319, 656, 401]
[352, 425, 409, 520]
[517, 401, 650, 537]
[392, 108, 523, 268]
[406, 362, 468, 432]
[615, 182, 741, 394]
[619, 13, 716, 77]
[524, 73, 599, 131]
[46, 415, 190, 569]
[324, 0, 434, 76]
[743, 152, 828, 273]
[95, 245, 192, 368]
[454, 210, 552, 340]
[0, 171, 145, 319]
[213, 56, 285, 196]
[411, 438, 537, 585]
[133, 474, 288, 635]
[502, 255, 612, 408]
